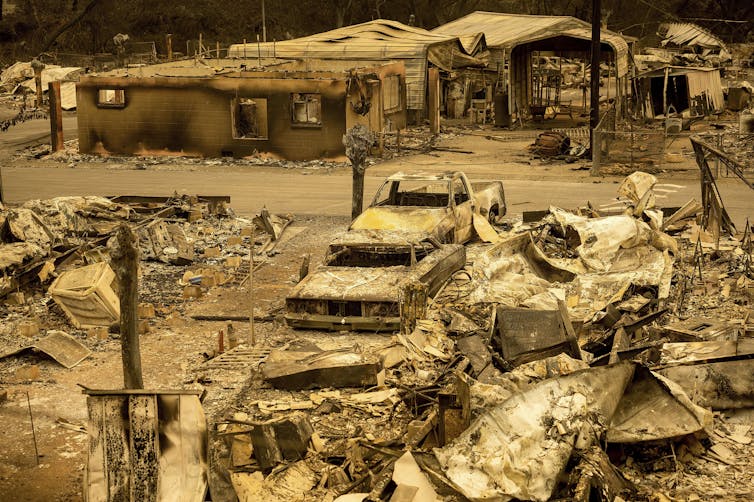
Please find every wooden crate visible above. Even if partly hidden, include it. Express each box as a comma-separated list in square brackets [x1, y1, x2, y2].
[49, 262, 120, 328]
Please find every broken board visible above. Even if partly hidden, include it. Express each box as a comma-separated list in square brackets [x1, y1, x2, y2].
[262, 349, 380, 390]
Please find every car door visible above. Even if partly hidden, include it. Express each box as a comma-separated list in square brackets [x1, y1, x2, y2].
[452, 177, 474, 243]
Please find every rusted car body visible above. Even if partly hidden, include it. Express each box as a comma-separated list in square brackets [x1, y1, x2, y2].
[350, 171, 506, 244]
[285, 230, 465, 331]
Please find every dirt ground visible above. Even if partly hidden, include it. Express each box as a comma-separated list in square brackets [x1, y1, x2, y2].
[0, 119, 752, 501]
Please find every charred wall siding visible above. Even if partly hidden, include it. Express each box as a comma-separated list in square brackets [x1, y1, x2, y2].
[76, 76, 348, 160]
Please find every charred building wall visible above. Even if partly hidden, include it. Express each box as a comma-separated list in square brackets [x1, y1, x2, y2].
[76, 62, 406, 160]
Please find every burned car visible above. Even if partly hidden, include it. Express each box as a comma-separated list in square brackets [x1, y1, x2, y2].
[285, 230, 465, 331]
[350, 171, 506, 244]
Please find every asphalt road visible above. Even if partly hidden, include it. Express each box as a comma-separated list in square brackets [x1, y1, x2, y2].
[2, 165, 752, 229]
[0, 116, 750, 229]
[0, 115, 78, 150]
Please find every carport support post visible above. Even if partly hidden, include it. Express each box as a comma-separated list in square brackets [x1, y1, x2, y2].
[111, 224, 144, 389]
[428, 68, 440, 134]
[48, 81, 63, 152]
[589, 0, 601, 173]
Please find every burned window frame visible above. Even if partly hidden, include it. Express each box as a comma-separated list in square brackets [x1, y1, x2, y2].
[382, 74, 402, 113]
[231, 97, 268, 140]
[290, 93, 322, 127]
[96, 88, 126, 109]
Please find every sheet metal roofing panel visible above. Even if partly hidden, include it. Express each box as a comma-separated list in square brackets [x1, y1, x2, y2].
[659, 23, 726, 50]
[433, 11, 583, 47]
[434, 11, 630, 77]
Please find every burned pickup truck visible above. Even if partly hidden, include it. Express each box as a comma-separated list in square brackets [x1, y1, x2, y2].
[285, 230, 465, 331]
[350, 171, 505, 244]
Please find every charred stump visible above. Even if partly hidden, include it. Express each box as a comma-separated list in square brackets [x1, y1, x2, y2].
[343, 125, 373, 221]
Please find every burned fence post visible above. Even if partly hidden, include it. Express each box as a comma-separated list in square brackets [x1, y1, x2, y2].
[31, 58, 45, 108]
[48, 81, 64, 152]
[343, 125, 373, 221]
[110, 223, 144, 389]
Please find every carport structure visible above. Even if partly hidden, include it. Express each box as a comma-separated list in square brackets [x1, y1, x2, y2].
[434, 11, 632, 124]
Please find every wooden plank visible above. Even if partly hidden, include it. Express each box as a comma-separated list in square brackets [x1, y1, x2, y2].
[129, 395, 160, 502]
[102, 396, 131, 502]
[86, 396, 108, 502]
[557, 299, 583, 360]
[83, 389, 202, 396]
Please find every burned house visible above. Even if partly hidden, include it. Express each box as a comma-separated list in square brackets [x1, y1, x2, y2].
[75, 60, 406, 160]
[434, 11, 632, 124]
[634, 66, 725, 119]
[227, 19, 488, 123]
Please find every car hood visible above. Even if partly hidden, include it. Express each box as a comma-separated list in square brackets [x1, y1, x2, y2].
[350, 207, 450, 235]
[288, 266, 409, 302]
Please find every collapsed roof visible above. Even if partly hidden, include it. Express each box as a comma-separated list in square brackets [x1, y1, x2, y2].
[433, 11, 631, 77]
[659, 23, 728, 51]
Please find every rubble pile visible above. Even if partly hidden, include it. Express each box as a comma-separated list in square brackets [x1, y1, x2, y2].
[190, 171, 754, 501]
[1, 172, 751, 501]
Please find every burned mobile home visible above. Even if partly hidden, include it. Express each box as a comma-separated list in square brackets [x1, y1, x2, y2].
[75, 60, 406, 160]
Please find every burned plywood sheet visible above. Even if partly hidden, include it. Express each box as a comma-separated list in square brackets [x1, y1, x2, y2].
[84, 389, 207, 502]
[262, 349, 381, 390]
[48, 261, 120, 328]
[494, 307, 574, 366]
[660, 339, 754, 365]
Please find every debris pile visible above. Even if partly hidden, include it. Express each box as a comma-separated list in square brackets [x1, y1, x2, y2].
[206, 171, 754, 502]
[0, 194, 292, 371]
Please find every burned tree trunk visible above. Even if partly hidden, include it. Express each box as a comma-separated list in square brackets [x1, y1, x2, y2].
[343, 125, 373, 221]
[110, 223, 144, 389]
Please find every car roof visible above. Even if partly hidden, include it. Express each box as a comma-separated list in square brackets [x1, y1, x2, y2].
[385, 171, 458, 181]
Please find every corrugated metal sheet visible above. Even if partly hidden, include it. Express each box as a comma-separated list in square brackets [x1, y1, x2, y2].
[433, 11, 630, 77]
[659, 23, 726, 50]
[686, 69, 724, 112]
[228, 19, 486, 110]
